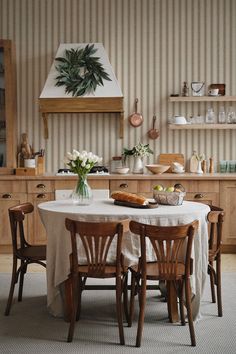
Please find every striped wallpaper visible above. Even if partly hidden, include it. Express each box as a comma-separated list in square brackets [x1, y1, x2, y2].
[0, 0, 235, 173]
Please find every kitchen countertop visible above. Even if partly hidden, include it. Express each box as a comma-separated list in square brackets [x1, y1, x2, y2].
[1, 172, 236, 180]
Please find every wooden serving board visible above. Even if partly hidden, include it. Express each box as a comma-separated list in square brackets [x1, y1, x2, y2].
[114, 200, 158, 209]
[158, 153, 185, 172]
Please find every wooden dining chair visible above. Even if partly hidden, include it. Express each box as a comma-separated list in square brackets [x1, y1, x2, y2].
[207, 205, 225, 317]
[65, 218, 130, 344]
[5, 202, 46, 316]
[128, 220, 198, 347]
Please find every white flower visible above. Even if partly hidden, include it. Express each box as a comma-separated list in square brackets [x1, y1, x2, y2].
[64, 149, 102, 176]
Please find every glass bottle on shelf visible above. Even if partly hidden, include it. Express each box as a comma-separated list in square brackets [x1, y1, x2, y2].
[227, 106, 236, 124]
[205, 108, 216, 124]
[218, 106, 226, 124]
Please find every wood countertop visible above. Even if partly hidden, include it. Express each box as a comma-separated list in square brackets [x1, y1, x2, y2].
[0, 172, 236, 180]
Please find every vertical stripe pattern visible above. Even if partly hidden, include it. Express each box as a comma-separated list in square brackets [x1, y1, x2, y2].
[0, 0, 235, 172]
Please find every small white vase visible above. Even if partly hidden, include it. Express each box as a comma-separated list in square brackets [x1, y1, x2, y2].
[24, 159, 36, 168]
[196, 160, 203, 174]
[133, 156, 144, 174]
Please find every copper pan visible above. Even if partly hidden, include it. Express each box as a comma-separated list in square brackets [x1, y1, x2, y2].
[148, 115, 159, 139]
[128, 98, 143, 127]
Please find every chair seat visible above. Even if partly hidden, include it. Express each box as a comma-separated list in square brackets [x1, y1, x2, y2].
[130, 261, 186, 280]
[18, 245, 46, 261]
[77, 264, 128, 278]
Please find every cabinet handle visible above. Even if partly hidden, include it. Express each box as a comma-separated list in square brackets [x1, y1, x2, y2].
[36, 183, 46, 189]
[119, 183, 128, 189]
[36, 193, 46, 199]
[2, 193, 12, 199]
[194, 193, 206, 199]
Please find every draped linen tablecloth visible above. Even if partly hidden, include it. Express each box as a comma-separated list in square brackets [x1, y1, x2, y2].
[38, 199, 210, 319]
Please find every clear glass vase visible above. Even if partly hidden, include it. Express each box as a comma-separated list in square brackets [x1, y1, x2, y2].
[72, 176, 93, 205]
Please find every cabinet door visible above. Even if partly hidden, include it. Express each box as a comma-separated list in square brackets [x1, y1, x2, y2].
[220, 181, 236, 251]
[0, 40, 17, 174]
[0, 193, 27, 252]
[27, 192, 54, 245]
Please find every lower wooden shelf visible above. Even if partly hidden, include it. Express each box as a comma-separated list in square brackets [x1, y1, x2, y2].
[168, 123, 236, 130]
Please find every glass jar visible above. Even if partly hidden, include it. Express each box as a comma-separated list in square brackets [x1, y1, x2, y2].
[110, 156, 122, 173]
[205, 108, 216, 124]
[218, 106, 226, 124]
[227, 106, 236, 124]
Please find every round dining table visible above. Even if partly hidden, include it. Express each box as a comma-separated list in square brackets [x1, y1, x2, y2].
[38, 198, 210, 320]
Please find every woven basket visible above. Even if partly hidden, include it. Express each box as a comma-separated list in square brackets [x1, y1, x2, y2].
[153, 191, 186, 206]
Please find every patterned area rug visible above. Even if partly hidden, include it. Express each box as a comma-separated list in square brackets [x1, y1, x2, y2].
[0, 272, 235, 354]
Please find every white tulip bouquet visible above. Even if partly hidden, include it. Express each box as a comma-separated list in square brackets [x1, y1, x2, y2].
[64, 149, 102, 179]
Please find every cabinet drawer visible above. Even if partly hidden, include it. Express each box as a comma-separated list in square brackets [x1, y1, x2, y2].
[186, 192, 219, 205]
[27, 180, 53, 193]
[0, 181, 26, 193]
[110, 180, 138, 193]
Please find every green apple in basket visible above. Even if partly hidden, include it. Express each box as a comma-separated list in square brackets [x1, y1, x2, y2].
[153, 184, 164, 191]
[165, 186, 175, 192]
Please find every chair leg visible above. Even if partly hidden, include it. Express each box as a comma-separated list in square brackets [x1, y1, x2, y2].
[116, 276, 125, 345]
[122, 273, 129, 324]
[216, 256, 223, 317]
[67, 275, 79, 342]
[178, 280, 185, 326]
[18, 261, 27, 302]
[209, 262, 216, 303]
[76, 276, 83, 321]
[5, 256, 18, 316]
[128, 271, 136, 327]
[135, 277, 146, 347]
[185, 278, 196, 347]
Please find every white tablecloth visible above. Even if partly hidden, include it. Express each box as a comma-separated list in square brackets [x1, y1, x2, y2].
[38, 199, 210, 319]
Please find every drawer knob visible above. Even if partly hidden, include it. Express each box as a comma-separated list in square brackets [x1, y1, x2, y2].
[119, 183, 128, 189]
[36, 193, 46, 199]
[36, 183, 46, 189]
[194, 193, 205, 199]
[2, 193, 12, 199]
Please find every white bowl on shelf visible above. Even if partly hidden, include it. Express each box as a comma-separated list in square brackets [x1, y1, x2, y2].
[115, 167, 129, 174]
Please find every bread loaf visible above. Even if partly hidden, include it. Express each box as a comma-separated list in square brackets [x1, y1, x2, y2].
[111, 191, 148, 205]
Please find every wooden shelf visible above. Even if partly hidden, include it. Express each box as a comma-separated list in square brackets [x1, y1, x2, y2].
[39, 97, 124, 139]
[169, 124, 236, 130]
[169, 96, 236, 102]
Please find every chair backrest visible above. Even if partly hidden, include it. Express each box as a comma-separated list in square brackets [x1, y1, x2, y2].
[129, 220, 198, 280]
[65, 218, 130, 277]
[8, 202, 34, 254]
[207, 205, 224, 255]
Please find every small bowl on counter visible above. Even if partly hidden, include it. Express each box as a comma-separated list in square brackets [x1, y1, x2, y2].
[115, 167, 130, 174]
[145, 164, 170, 174]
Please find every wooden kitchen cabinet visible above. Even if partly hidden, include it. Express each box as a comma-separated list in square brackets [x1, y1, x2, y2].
[0, 181, 27, 252]
[220, 181, 236, 252]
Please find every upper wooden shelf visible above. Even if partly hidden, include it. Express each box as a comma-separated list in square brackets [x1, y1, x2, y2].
[169, 96, 236, 102]
[169, 123, 236, 130]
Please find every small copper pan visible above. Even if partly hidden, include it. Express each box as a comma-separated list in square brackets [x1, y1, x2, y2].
[148, 115, 159, 139]
[129, 98, 143, 127]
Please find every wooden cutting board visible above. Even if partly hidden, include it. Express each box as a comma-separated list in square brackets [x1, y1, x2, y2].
[158, 153, 185, 172]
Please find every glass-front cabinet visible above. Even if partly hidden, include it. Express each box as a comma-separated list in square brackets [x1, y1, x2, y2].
[0, 39, 16, 174]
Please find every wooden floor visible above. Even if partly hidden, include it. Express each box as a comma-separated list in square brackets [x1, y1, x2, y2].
[0, 254, 236, 272]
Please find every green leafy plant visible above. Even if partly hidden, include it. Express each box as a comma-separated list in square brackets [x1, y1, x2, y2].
[55, 44, 111, 96]
[122, 142, 153, 163]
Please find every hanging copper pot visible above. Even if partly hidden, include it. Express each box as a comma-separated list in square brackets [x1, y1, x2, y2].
[128, 98, 143, 127]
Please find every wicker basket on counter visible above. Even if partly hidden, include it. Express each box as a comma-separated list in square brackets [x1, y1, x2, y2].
[153, 190, 186, 206]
